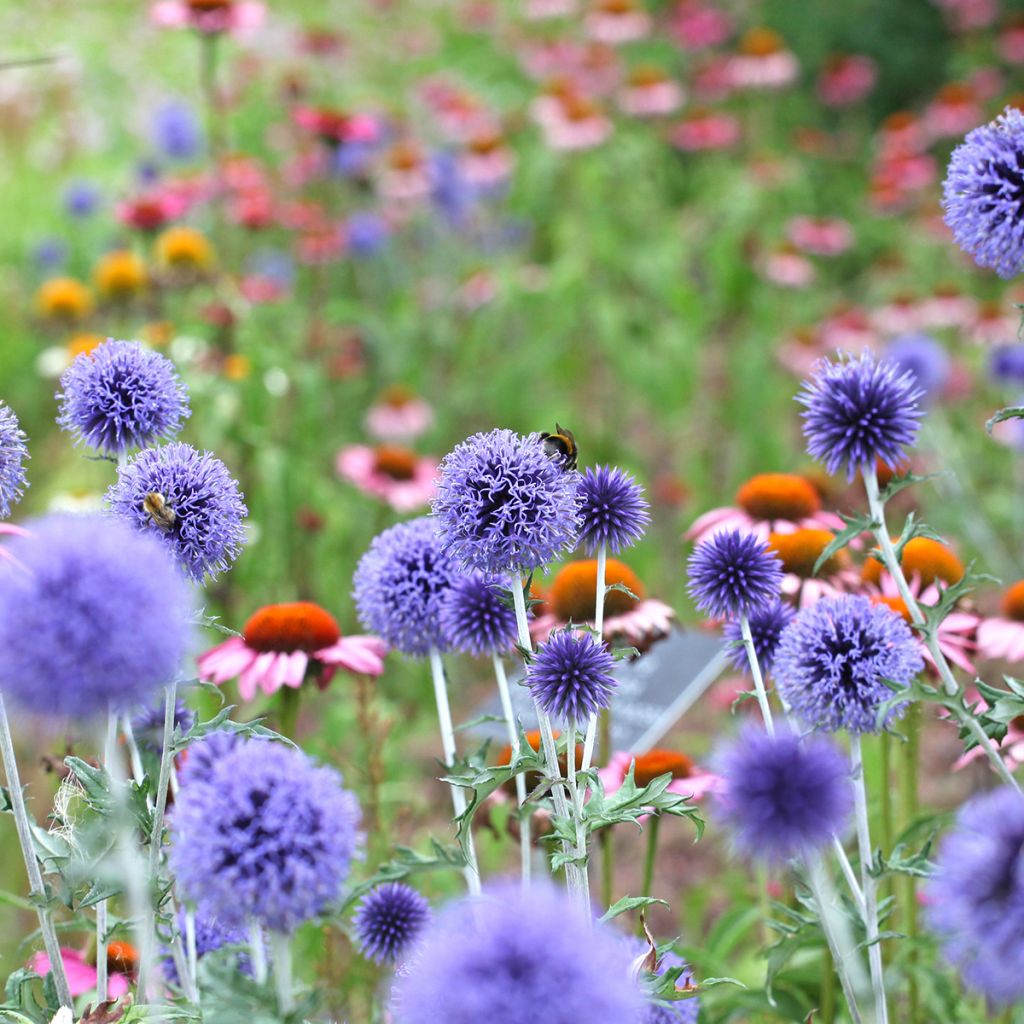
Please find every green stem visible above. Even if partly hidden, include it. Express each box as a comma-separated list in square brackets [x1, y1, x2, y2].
[601, 827, 614, 910]
[278, 686, 301, 737]
[821, 944, 837, 1024]
[641, 815, 660, 901]
[901, 704, 921, 1024]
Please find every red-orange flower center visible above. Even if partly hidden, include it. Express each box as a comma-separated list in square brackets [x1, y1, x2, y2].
[373, 445, 419, 480]
[871, 594, 912, 624]
[497, 730, 581, 776]
[629, 64, 668, 88]
[389, 141, 424, 172]
[1002, 581, 1024, 622]
[736, 472, 821, 522]
[631, 749, 694, 787]
[549, 559, 645, 622]
[106, 941, 139, 974]
[380, 385, 415, 408]
[243, 602, 341, 653]
[739, 27, 784, 56]
[861, 537, 964, 589]
[768, 528, 844, 578]
[597, 0, 637, 14]
[188, 0, 231, 9]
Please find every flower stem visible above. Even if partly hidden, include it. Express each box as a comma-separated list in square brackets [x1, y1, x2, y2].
[739, 613, 775, 735]
[278, 686, 301, 737]
[641, 814, 660, 902]
[0, 696, 73, 1008]
[580, 546, 608, 773]
[147, 681, 177, 881]
[271, 931, 294, 1015]
[851, 735, 889, 1024]
[249, 921, 267, 985]
[185, 907, 199, 997]
[492, 653, 531, 882]
[96, 712, 118, 1004]
[355, 674, 383, 860]
[427, 649, 481, 896]
[862, 468, 1021, 794]
[564, 720, 590, 902]
[901, 704, 921, 1024]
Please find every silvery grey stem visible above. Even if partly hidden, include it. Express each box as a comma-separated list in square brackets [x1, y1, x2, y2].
[581, 545, 608, 773]
[96, 713, 118, 1004]
[147, 681, 178, 881]
[185, 908, 198, 992]
[120, 716, 154, 812]
[271, 931, 294, 1014]
[0, 695, 73, 1008]
[492, 653, 531, 882]
[739, 614, 775, 736]
[863, 467, 1022, 794]
[249, 921, 267, 984]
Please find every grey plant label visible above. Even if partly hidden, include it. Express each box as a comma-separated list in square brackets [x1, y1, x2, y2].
[472, 630, 728, 754]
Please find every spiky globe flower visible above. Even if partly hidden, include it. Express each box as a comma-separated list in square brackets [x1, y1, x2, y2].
[944, 108, 1024, 279]
[164, 908, 250, 984]
[526, 629, 617, 723]
[797, 353, 924, 482]
[353, 517, 458, 656]
[774, 595, 923, 733]
[438, 573, 518, 656]
[180, 729, 243, 785]
[0, 515, 192, 720]
[353, 883, 431, 965]
[170, 738, 360, 934]
[432, 428, 581, 575]
[723, 600, 795, 675]
[392, 882, 644, 1024]
[577, 465, 650, 555]
[130, 697, 195, 754]
[687, 529, 783, 620]
[884, 333, 950, 402]
[0, 402, 28, 519]
[926, 786, 1024, 1005]
[107, 442, 247, 583]
[714, 725, 853, 864]
[56, 339, 190, 455]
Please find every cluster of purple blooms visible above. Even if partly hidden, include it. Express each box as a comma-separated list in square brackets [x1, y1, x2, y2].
[0, 402, 28, 520]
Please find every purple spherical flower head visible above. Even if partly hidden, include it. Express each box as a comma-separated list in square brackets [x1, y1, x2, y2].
[353, 517, 458, 656]
[774, 595, 923, 734]
[153, 101, 203, 161]
[180, 729, 242, 786]
[714, 725, 853, 864]
[526, 629, 617, 723]
[130, 696, 194, 755]
[944, 107, 1024, 279]
[627, 941, 698, 1024]
[798, 352, 924, 482]
[432, 428, 580, 576]
[63, 180, 101, 218]
[723, 600, 795, 675]
[438, 572, 518, 656]
[170, 738, 360, 934]
[392, 881, 645, 1024]
[164, 908, 250, 985]
[687, 529, 783, 621]
[0, 515, 192, 720]
[991, 343, 1024, 384]
[884, 333, 950, 403]
[577, 465, 650, 555]
[0, 402, 28, 520]
[107, 442, 247, 584]
[926, 786, 1024, 1005]
[354, 882, 431, 965]
[57, 339, 190, 456]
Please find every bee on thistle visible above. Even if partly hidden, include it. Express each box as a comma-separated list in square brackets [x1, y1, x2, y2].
[539, 424, 578, 470]
[143, 491, 177, 531]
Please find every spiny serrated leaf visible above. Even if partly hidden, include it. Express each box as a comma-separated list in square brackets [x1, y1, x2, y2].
[814, 512, 874, 576]
[600, 895, 668, 922]
[986, 405, 1024, 433]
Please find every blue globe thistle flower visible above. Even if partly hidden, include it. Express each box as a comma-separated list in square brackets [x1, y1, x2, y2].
[990, 343, 1024, 384]
[347, 212, 389, 257]
[438, 572, 518, 656]
[884, 333, 950, 403]
[943, 108, 1024, 279]
[63, 180, 101, 218]
[714, 726, 853, 864]
[798, 352, 924, 482]
[526, 629, 617, 723]
[432, 429, 580, 576]
[687, 529, 783, 621]
[353, 882, 431, 965]
[392, 881, 644, 1024]
[33, 238, 68, 271]
[56, 339, 190, 456]
[774, 595, 923, 734]
[926, 786, 1024, 1006]
[353, 517, 458, 656]
[180, 729, 242, 785]
[0, 515, 192, 720]
[577, 465, 650, 555]
[152, 101, 203, 161]
[107, 442, 248, 584]
[164, 908, 250, 985]
[0, 402, 29, 520]
[627, 941, 698, 1024]
[170, 738, 360, 934]
[723, 600, 795, 675]
[130, 697, 194, 755]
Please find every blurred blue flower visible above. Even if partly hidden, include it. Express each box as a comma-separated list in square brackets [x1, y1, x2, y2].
[346, 212, 389, 257]
[63, 180, 101, 218]
[990, 344, 1024, 384]
[884, 333, 950, 402]
[153, 101, 204, 161]
[32, 238, 67, 271]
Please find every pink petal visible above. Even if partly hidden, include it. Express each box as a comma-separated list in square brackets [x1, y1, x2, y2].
[319, 636, 387, 676]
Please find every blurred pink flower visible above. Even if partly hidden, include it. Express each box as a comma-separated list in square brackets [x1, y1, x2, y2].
[599, 750, 720, 822]
[585, 0, 651, 44]
[535, 95, 613, 151]
[817, 54, 876, 107]
[618, 69, 685, 118]
[786, 216, 854, 257]
[115, 191, 189, 232]
[151, 0, 266, 34]
[1000, 17, 1024, 63]
[758, 245, 816, 289]
[924, 84, 983, 141]
[336, 444, 439, 511]
[668, 109, 740, 151]
[669, 1, 732, 51]
[31, 949, 130, 999]
[524, 0, 578, 19]
[919, 288, 977, 331]
[728, 29, 798, 90]
[364, 390, 434, 441]
[978, 582, 1024, 663]
[459, 131, 516, 189]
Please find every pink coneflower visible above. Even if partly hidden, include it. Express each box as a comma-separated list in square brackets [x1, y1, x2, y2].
[978, 581, 1024, 663]
[870, 293, 924, 336]
[364, 387, 434, 441]
[971, 300, 1019, 345]
[1000, 15, 1024, 63]
[599, 749, 720, 819]
[758, 244, 816, 289]
[766, 528, 860, 609]
[459, 129, 516, 189]
[378, 140, 433, 202]
[293, 106, 380, 147]
[818, 305, 877, 353]
[919, 285, 977, 330]
[924, 82, 983, 140]
[584, 0, 651, 45]
[31, 946, 132, 999]
[198, 602, 387, 700]
[686, 473, 844, 547]
[116, 191, 188, 232]
[870, 153, 938, 214]
[529, 558, 675, 650]
[817, 53, 876, 107]
[336, 444, 439, 512]
[933, 0, 997, 32]
[538, 93, 613, 151]
[877, 111, 928, 157]
[229, 190, 274, 229]
[668, 108, 740, 151]
[618, 66, 685, 118]
[728, 28, 798, 90]
[786, 216, 854, 257]
[524, 0, 578, 19]
[296, 226, 345, 265]
[151, 0, 266, 34]
[669, 1, 732, 52]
